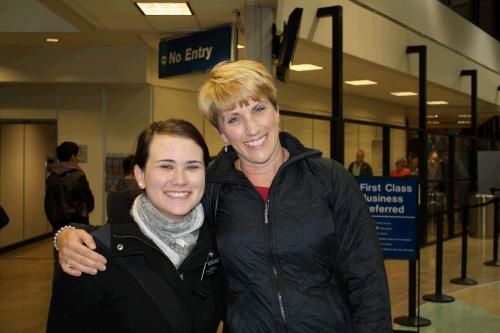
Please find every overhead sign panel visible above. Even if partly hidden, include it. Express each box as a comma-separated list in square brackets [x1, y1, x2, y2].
[356, 177, 418, 260]
[159, 25, 233, 78]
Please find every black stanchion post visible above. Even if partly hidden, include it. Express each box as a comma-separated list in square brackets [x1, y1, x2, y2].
[423, 214, 455, 302]
[484, 196, 500, 267]
[394, 260, 431, 327]
[394, 44, 431, 328]
[450, 204, 478, 284]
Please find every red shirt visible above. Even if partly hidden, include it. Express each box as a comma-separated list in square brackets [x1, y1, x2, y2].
[391, 167, 412, 177]
[254, 186, 269, 202]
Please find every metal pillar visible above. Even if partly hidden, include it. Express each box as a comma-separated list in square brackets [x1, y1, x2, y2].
[316, 6, 344, 164]
[394, 45, 431, 328]
[244, 5, 273, 72]
[407, 45, 429, 246]
[460, 70, 478, 192]
[383, 126, 391, 176]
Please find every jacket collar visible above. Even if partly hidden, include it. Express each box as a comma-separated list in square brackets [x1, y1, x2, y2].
[206, 131, 322, 184]
[108, 215, 213, 273]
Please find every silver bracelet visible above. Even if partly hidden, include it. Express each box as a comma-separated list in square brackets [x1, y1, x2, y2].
[53, 225, 76, 252]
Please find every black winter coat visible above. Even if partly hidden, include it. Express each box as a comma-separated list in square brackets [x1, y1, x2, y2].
[348, 161, 374, 178]
[47, 214, 225, 333]
[206, 132, 391, 333]
[44, 162, 94, 230]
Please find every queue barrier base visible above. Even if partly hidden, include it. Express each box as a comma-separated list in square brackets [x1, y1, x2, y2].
[450, 277, 478, 285]
[483, 260, 500, 267]
[394, 315, 431, 327]
[423, 293, 455, 303]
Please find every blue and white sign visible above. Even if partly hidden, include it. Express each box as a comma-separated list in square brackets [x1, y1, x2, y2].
[159, 25, 233, 78]
[356, 177, 418, 260]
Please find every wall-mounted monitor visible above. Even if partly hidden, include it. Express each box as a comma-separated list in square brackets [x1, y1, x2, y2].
[274, 8, 303, 82]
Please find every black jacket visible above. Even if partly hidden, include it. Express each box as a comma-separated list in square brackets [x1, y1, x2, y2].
[47, 214, 225, 333]
[206, 132, 391, 333]
[44, 162, 94, 230]
[348, 161, 374, 177]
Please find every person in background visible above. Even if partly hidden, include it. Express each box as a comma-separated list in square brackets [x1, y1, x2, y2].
[106, 154, 141, 222]
[55, 60, 391, 332]
[47, 119, 224, 333]
[109, 155, 139, 192]
[391, 158, 412, 177]
[0, 204, 9, 230]
[348, 149, 374, 177]
[44, 141, 94, 232]
[410, 156, 419, 175]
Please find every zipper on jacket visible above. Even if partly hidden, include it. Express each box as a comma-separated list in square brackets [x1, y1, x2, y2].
[264, 200, 288, 330]
[264, 200, 269, 224]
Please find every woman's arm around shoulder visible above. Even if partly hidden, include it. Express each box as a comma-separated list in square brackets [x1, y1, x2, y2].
[56, 226, 107, 276]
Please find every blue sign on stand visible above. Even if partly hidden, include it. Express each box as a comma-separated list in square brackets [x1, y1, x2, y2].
[159, 25, 233, 78]
[356, 177, 418, 260]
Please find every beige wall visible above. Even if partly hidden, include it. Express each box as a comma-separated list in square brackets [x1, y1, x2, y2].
[24, 124, 55, 239]
[0, 46, 148, 84]
[0, 123, 55, 248]
[0, 125, 24, 247]
[106, 86, 152, 154]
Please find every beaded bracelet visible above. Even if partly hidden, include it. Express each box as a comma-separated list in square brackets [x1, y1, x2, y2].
[53, 225, 76, 252]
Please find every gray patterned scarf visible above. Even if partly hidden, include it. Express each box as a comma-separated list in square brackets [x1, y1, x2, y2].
[131, 193, 204, 269]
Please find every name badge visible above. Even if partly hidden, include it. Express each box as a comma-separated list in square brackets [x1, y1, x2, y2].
[201, 251, 221, 281]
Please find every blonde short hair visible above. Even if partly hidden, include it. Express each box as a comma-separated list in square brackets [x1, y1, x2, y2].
[198, 60, 278, 130]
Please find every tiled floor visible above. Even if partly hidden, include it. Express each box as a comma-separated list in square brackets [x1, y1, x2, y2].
[0, 235, 499, 332]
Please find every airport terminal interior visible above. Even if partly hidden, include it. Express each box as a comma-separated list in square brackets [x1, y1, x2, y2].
[0, 0, 499, 332]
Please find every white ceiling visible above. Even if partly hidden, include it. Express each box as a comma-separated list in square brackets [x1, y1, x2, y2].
[0, 0, 497, 128]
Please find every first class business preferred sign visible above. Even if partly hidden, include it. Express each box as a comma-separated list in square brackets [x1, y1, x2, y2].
[159, 25, 233, 78]
[356, 177, 418, 260]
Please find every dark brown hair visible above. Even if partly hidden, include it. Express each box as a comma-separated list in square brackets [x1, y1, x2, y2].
[134, 119, 210, 169]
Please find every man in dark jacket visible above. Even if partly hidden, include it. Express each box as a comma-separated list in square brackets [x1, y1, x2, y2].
[44, 141, 94, 231]
[348, 149, 374, 177]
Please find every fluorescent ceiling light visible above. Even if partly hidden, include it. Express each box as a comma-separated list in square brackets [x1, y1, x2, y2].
[345, 80, 378, 86]
[457, 120, 471, 124]
[458, 114, 471, 118]
[427, 100, 449, 105]
[426, 114, 439, 119]
[390, 91, 418, 97]
[136, 2, 192, 15]
[237, 44, 245, 49]
[427, 121, 440, 125]
[289, 64, 323, 71]
[46, 38, 59, 43]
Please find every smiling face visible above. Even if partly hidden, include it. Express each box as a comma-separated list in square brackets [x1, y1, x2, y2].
[134, 134, 205, 221]
[218, 98, 282, 168]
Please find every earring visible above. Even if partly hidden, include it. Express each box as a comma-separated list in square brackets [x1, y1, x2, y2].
[224, 145, 228, 153]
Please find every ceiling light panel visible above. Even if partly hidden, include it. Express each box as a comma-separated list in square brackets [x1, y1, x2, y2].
[426, 114, 439, 119]
[390, 91, 418, 97]
[458, 114, 471, 118]
[46, 38, 59, 43]
[345, 80, 378, 86]
[136, 3, 192, 16]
